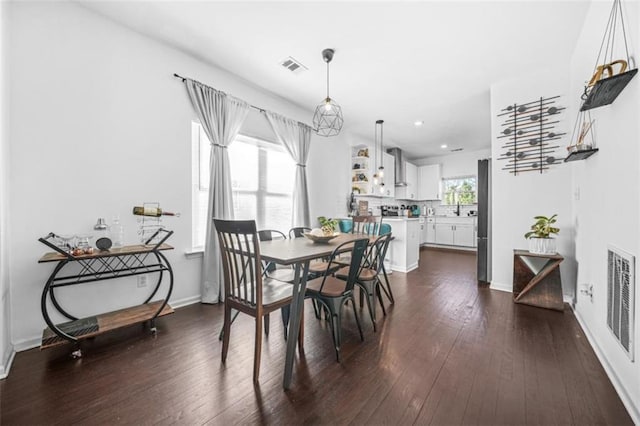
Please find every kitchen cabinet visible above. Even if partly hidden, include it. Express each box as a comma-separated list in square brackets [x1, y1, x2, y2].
[455, 224, 475, 247]
[434, 218, 476, 247]
[386, 218, 420, 273]
[396, 161, 418, 200]
[435, 223, 455, 245]
[426, 217, 436, 243]
[418, 164, 442, 200]
[419, 218, 427, 244]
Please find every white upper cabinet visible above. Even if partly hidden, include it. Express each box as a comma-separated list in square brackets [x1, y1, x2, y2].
[396, 162, 418, 200]
[418, 164, 442, 200]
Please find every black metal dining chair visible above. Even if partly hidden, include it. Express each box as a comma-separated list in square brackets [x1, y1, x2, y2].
[214, 219, 296, 383]
[288, 226, 311, 239]
[336, 233, 392, 331]
[305, 237, 369, 362]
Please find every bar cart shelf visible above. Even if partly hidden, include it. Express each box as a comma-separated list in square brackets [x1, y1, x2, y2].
[37, 229, 175, 356]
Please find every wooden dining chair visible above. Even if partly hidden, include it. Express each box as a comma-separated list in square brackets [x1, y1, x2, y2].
[214, 219, 295, 383]
[336, 233, 392, 331]
[305, 237, 369, 362]
[352, 215, 383, 236]
[335, 215, 382, 267]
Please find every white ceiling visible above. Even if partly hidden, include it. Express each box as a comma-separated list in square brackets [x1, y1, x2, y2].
[78, 0, 591, 160]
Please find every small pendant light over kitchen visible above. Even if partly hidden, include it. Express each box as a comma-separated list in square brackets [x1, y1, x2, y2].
[372, 119, 385, 194]
[313, 48, 344, 137]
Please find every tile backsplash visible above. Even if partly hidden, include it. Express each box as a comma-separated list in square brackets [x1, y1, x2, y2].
[353, 196, 477, 216]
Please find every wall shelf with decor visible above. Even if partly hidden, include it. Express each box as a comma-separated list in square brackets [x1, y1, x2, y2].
[579, 0, 636, 111]
[351, 146, 371, 195]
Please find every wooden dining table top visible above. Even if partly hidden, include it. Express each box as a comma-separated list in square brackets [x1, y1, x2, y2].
[258, 233, 374, 265]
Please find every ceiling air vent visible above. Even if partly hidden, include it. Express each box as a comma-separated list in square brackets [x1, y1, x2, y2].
[450, 148, 464, 152]
[279, 56, 307, 74]
[607, 245, 635, 361]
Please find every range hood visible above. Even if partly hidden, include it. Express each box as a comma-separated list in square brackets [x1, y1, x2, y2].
[387, 147, 408, 187]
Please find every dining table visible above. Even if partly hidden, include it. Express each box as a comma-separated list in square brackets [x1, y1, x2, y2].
[258, 232, 372, 389]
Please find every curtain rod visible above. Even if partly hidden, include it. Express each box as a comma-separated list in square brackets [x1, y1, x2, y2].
[173, 73, 314, 131]
[173, 73, 266, 113]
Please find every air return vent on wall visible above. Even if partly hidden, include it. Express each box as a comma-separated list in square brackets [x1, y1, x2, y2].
[607, 245, 635, 361]
[279, 56, 307, 74]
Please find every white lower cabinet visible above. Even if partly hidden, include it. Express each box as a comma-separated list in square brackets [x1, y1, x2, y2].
[387, 218, 420, 273]
[426, 221, 436, 243]
[429, 217, 476, 248]
[435, 224, 454, 245]
[454, 224, 474, 247]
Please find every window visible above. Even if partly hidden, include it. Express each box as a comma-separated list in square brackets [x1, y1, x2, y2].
[441, 176, 477, 205]
[192, 122, 295, 249]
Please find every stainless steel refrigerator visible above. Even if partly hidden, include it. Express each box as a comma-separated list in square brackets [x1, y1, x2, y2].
[477, 159, 491, 284]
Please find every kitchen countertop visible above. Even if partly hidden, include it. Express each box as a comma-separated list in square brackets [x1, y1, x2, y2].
[382, 217, 420, 221]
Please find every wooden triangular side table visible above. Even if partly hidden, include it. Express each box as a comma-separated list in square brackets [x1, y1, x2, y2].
[513, 249, 564, 311]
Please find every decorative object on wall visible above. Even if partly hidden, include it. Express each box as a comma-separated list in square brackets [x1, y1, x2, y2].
[372, 120, 386, 194]
[497, 96, 566, 174]
[580, 0, 637, 111]
[564, 109, 599, 162]
[313, 48, 344, 137]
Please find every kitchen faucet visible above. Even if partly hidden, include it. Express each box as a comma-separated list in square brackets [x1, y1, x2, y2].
[454, 202, 461, 216]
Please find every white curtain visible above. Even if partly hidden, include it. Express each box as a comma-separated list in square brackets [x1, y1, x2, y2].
[184, 79, 250, 304]
[265, 111, 312, 227]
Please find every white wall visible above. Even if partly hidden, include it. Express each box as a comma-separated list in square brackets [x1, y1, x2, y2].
[7, 2, 346, 350]
[307, 131, 352, 224]
[489, 68, 576, 298]
[0, 0, 14, 378]
[569, 1, 639, 422]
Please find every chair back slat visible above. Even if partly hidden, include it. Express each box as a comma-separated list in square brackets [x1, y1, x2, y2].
[214, 219, 263, 308]
[352, 216, 383, 237]
[258, 229, 286, 242]
[289, 227, 312, 239]
[317, 238, 368, 294]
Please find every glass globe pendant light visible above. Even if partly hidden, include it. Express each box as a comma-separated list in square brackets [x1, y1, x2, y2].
[313, 48, 344, 137]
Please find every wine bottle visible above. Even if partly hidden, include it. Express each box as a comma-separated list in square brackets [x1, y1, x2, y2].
[132, 206, 179, 217]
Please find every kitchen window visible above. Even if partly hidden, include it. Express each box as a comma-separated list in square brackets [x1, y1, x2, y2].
[191, 122, 294, 250]
[441, 176, 477, 205]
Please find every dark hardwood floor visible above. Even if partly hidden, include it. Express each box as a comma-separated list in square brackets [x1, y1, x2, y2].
[0, 248, 632, 425]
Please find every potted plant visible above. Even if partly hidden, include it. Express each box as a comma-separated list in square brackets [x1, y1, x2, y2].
[317, 216, 339, 236]
[524, 214, 559, 254]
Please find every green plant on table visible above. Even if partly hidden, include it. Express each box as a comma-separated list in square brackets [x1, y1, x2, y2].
[317, 216, 339, 236]
[524, 214, 560, 239]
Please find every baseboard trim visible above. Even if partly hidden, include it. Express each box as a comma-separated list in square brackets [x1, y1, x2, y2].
[572, 307, 640, 425]
[170, 295, 201, 309]
[489, 281, 512, 293]
[391, 263, 418, 273]
[0, 346, 15, 379]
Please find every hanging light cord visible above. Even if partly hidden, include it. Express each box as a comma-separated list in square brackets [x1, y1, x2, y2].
[326, 60, 330, 100]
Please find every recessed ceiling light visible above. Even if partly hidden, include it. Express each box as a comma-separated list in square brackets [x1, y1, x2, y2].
[414, 120, 424, 127]
[440, 144, 448, 149]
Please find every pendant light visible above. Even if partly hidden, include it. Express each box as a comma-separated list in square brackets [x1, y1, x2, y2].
[313, 48, 344, 137]
[372, 120, 385, 194]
